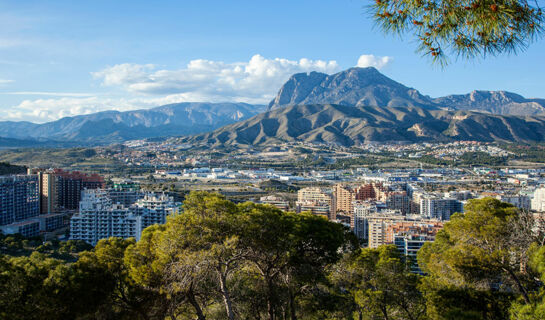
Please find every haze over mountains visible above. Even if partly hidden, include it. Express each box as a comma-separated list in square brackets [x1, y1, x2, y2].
[1, 67, 545, 147]
[0, 103, 265, 145]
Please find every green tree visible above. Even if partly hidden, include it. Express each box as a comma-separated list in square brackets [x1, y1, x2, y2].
[371, 0, 544, 63]
[236, 202, 353, 320]
[330, 245, 425, 320]
[509, 244, 545, 319]
[418, 197, 541, 319]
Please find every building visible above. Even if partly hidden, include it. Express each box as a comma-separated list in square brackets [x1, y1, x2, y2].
[367, 212, 405, 248]
[385, 191, 410, 215]
[296, 200, 330, 219]
[297, 187, 333, 219]
[0, 175, 40, 226]
[333, 184, 355, 215]
[259, 195, 290, 211]
[388, 220, 443, 273]
[353, 201, 378, 240]
[70, 189, 180, 245]
[29, 168, 105, 214]
[532, 188, 545, 212]
[497, 194, 530, 210]
[0, 219, 40, 238]
[420, 198, 463, 220]
[107, 188, 146, 207]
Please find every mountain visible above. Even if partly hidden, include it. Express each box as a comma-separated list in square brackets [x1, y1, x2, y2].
[268, 67, 437, 110]
[268, 67, 545, 116]
[0, 102, 266, 145]
[433, 90, 545, 115]
[185, 104, 545, 147]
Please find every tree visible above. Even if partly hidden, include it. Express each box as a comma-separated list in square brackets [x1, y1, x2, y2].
[236, 202, 353, 320]
[417, 198, 542, 319]
[330, 245, 426, 320]
[509, 244, 545, 319]
[371, 0, 544, 64]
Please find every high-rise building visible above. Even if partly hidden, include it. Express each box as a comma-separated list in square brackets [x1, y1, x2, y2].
[497, 194, 530, 210]
[385, 191, 410, 215]
[532, 188, 545, 212]
[297, 187, 333, 219]
[70, 189, 180, 245]
[420, 198, 463, 220]
[29, 168, 105, 213]
[367, 214, 406, 249]
[0, 175, 40, 226]
[388, 221, 443, 273]
[353, 201, 378, 240]
[333, 184, 355, 215]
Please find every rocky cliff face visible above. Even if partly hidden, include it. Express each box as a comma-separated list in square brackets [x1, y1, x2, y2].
[268, 67, 437, 110]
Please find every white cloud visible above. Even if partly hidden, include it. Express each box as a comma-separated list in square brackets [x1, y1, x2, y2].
[1, 94, 267, 123]
[356, 54, 392, 69]
[3, 91, 92, 97]
[2, 54, 394, 123]
[0, 79, 14, 85]
[92, 54, 340, 102]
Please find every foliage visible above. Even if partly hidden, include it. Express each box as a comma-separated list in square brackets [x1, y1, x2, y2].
[0, 162, 27, 175]
[3, 196, 545, 319]
[418, 197, 542, 319]
[371, 0, 545, 64]
[331, 245, 426, 320]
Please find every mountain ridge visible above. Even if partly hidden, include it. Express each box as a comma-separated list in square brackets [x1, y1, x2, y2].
[268, 67, 545, 116]
[0, 102, 266, 144]
[184, 104, 545, 147]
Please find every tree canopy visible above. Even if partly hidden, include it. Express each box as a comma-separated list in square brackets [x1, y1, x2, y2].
[371, 0, 544, 64]
[2, 195, 545, 319]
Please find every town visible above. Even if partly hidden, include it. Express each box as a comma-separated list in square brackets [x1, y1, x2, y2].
[2, 140, 545, 275]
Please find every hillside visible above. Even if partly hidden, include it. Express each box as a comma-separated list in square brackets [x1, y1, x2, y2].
[185, 104, 545, 146]
[0, 102, 266, 145]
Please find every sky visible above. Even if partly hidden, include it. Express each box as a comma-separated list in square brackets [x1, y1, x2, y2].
[0, 0, 544, 123]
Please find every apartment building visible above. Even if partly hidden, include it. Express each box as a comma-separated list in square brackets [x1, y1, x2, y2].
[70, 189, 180, 245]
[420, 198, 463, 220]
[0, 175, 40, 226]
[297, 187, 333, 219]
[29, 168, 105, 213]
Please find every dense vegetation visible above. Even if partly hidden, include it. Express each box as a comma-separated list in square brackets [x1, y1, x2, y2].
[1, 194, 545, 319]
[0, 161, 27, 175]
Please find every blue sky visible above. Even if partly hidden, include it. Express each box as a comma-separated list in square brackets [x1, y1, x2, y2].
[0, 0, 544, 122]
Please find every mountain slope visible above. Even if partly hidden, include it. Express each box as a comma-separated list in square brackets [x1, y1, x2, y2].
[0, 102, 265, 144]
[185, 104, 545, 146]
[433, 90, 545, 115]
[268, 67, 437, 110]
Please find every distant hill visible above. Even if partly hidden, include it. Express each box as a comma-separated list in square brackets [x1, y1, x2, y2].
[0, 102, 266, 145]
[184, 104, 545, 147]
[268, 67, 437, 110]
[433, 90, 545, 115]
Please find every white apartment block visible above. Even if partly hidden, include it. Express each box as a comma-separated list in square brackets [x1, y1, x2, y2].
[532, 188, 545, 212]
[70, 189, 180, 245]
